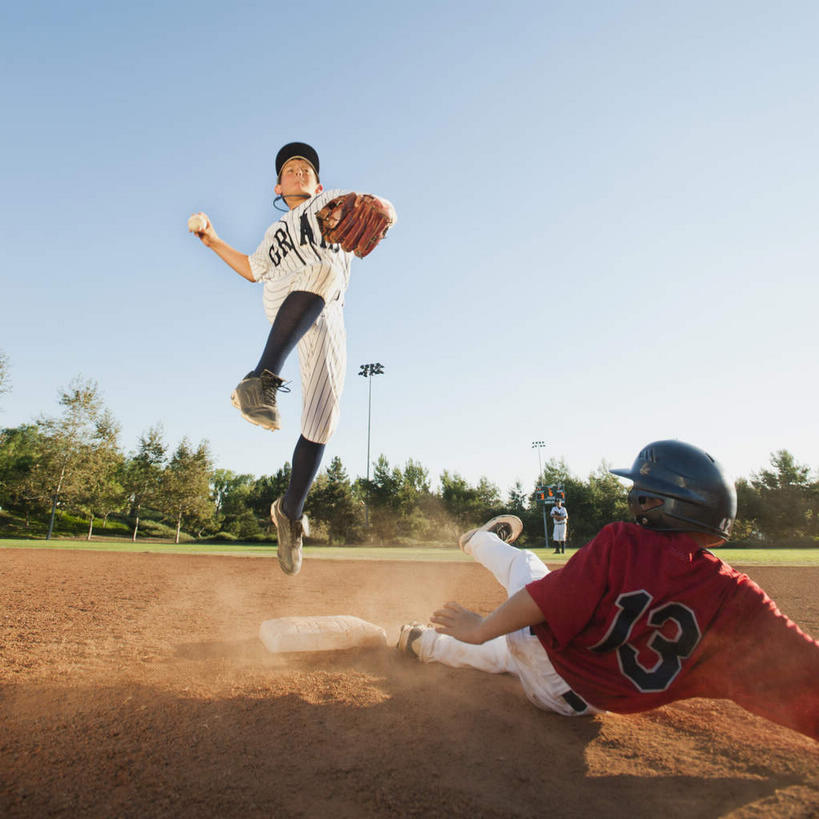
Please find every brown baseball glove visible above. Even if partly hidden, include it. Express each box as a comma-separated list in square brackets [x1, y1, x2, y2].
[316, 193, 396, 258]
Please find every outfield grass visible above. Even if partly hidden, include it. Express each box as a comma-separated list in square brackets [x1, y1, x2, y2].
[1, 538, 817, 566]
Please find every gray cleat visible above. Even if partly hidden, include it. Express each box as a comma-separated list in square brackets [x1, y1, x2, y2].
[231, 370, 289, 431]
[397, 622, 429, 658]
[270, 497, 309, 576]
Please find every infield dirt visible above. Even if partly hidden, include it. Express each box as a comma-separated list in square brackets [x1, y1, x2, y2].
[1, 549, 817, 817]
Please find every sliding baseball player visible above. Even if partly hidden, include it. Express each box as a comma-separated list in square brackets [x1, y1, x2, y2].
[399, 440, 819, 741]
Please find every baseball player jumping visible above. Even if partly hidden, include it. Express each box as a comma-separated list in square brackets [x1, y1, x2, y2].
[190, 142, 395, 575]
[398, 440, 819, 741]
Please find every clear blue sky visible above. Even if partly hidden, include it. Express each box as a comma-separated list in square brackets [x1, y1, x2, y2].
[2, 0, 817, 496]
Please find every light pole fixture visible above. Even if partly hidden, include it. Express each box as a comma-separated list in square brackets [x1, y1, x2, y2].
[531, 440, 549, 549]
[531, 440, 546, 482]
[359, 363, 385, 527]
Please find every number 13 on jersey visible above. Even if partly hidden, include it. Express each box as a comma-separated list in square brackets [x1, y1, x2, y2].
[591, 591, 702, 692]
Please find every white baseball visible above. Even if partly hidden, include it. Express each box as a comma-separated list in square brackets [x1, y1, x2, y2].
[188, 213, 208, 233]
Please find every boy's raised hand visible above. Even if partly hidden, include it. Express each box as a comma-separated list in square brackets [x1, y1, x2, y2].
[187, 211, 218, 246]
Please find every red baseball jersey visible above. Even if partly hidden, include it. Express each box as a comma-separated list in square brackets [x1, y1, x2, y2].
[526, 522, 819, 740]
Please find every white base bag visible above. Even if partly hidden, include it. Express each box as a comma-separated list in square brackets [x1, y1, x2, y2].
[259, 615, 387, 654]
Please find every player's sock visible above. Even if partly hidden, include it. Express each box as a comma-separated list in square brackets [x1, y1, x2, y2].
[255, 291, 325, 376]
[282, 435, 325, 520]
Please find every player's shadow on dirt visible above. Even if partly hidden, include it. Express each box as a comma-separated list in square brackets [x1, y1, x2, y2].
[2, 666, 809, 819]
[163, 642, 814, 816]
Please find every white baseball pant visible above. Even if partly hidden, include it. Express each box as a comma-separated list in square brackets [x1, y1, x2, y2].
[262, 263, 346, 445]
[414, 532, 601, 716]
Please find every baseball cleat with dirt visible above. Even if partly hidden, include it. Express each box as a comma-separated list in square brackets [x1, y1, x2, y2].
[458, 515, 524, 554]
[231, 370, 288, 431]
[270, 497, 309, 576]
[397, 622, 429, 658]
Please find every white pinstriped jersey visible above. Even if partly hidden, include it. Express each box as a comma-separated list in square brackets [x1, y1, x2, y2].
[248, 189, 353, 321]
[246, 189, 354, 445]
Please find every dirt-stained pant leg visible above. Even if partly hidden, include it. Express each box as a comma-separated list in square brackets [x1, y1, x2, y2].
[260, 260, 347, 446]
[416, 534, 546, 675]
[416, 631, 517, 674]
[419, 533, 595, 716]
[469, 532, 549, 592]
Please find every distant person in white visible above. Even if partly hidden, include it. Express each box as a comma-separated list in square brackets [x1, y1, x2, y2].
[550, 499, 568, 554]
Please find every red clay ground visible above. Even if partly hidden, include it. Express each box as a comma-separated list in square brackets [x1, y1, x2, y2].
[1, 548, 817, 818]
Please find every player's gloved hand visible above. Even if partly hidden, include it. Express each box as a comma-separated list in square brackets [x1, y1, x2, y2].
[316, 193, 396, 258]
[430, 601, 486, 644]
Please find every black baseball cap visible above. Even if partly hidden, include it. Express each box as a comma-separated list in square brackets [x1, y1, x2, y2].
[275, 142, 320, 179]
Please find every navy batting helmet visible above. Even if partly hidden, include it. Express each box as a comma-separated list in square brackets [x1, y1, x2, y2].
[610, 440, 736, 539]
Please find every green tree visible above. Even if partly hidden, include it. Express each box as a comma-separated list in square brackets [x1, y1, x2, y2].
[438, 470, 474, 526]
[35, 377, 120, 539]
[475, 476, 502, 514]
[400, 460, 431, 504]
[0, 350, 10, 404]
[507, 481, 528, 517]
[123, 425, 167, 541]
[395, 460, 436, 539]
[307, 456, 360, 543]
[439, 471, 503, 531]
[0, 424, 44, 526]
[210, 469, 259, 538]
[365, 455, 403, 541]
[750, 450, 814, 544]
[72, 411, 124, 540]
[247, 466, 292, 534]
[161, 438, 215, 543]
[358, 456, 441, 542]
[733, 477, 764, 542]
[572, 463, 629, 544]
[537, 456, 571, 491]
[757, 450, 811, 489]
[808, 478, 819, 539]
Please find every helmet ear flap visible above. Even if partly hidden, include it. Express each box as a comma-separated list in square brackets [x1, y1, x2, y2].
[627, 487, 664, 528]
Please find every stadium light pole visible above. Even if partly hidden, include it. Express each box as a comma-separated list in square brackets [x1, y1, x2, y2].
[532, 440, 546, 483]
[359, 363, 385, 527]
[531, 440, 549, 549]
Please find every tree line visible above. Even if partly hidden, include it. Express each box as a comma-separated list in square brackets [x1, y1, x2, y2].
[0, 369, 816, 547]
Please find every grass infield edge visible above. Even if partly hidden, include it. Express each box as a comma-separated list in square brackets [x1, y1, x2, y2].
[1, 539, 817, 566]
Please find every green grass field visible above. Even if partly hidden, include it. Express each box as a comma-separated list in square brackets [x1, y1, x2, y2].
[1, 538, 817, 566]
